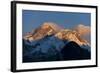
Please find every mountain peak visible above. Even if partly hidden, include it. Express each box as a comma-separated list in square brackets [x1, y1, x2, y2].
[55, 29, 89, 46]
[23, 22, 62, 41]
[41, 22, 63, 31]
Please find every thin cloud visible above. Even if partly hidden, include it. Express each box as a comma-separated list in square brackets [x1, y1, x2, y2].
[74, 24, 90, 36]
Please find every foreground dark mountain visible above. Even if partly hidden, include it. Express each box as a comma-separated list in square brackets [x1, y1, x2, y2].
[61, 41, 90, 60]
[23, 22, 91, 62]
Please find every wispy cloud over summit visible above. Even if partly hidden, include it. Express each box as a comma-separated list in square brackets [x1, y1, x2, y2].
[74, 24, 91, 44]
[74, 24, 90, 36]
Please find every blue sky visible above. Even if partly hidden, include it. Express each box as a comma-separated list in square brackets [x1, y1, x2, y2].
[22, 10, 91, 34]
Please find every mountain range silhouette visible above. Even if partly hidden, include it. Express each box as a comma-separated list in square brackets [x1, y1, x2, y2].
[23, 22, 91, 62]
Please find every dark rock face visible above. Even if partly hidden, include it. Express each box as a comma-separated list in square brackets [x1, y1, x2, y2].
[61, 41, 91, 60]
[23, 36, 65, 62]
